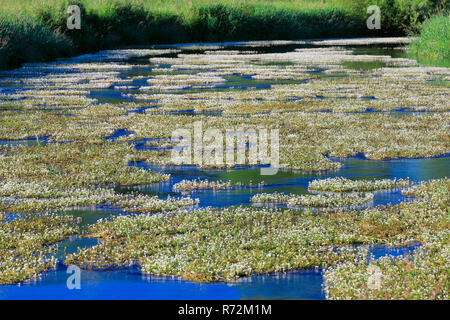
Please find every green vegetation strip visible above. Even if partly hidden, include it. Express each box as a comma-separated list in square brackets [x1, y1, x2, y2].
[173, 179, 264, 192]
[323, 237, 448, 299]
[308, 178, 412, 193]
[251, 192, 374, 208]
[0, 142, 169, 187]
[0, 179, 197, 214]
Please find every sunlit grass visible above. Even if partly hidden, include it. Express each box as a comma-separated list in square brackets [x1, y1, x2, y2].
[410, 15, 450, 66]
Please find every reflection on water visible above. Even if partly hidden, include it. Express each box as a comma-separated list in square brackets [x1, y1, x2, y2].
[0, 266, 319, 300]
[0, 136, 50, 147]
[127, 156, 449, 209]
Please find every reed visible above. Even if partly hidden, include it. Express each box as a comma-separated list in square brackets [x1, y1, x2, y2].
[409, 14, 450, 67]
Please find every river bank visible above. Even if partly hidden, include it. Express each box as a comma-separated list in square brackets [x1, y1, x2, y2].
[0, 0, 446, 70]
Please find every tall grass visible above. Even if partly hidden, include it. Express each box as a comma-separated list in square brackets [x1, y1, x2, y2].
[409, 14, 450, 66]
[348, 0, 448, 35]
[0, 0, 447, 69]
[0, 16, 72, 69]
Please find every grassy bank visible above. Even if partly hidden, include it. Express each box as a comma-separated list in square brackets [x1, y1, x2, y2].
[0, 16, 73, 70]
[0, 0, 447, 70]
[409, 14, 450, 67]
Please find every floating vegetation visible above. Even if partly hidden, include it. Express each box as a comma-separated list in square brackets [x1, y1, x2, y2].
[401, 178, 449, 197]
[409, 15, 450, 66]
[323, 234, 449, 300]
[0, 213, 80, 284]
[114, 111, 449, 171]
[0, 39, 448, 175]
[172, 179, 264, 192]
[323, 178, 449, 299]
[66, 178, 448, 284]
[250, 192, 291, 203]
[65, 206, 365, 282]
[0, 142, 169, 187]
[251, 192, 374, 208]
[308, 178, 412, 193]
[144, 73, 227, 91]
[0, 140, 183, 215]
[0, 38, 448, 298]
[0, 179, 197, 214]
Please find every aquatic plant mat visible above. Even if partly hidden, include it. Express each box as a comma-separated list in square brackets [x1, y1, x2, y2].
[3, 0, 444, 70]
[0, 38, 448, 299]
[0, 213, 79, 284]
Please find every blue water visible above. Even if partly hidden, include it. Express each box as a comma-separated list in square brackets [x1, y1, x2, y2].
[125, 156, 449, 208]
[0, 266, 323, 300]
[0, 135, 50, 146]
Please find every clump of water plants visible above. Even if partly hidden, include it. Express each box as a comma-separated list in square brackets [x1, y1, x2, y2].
[173, 179, 264, 192]
[251, 192, 374, 208]
[65, 206, 368, 282]
[0, 213, 80, 284]
[323, 178, 449, 299]
[0, 34, 448, 299]
[323, 234, 449, 300]
[0, 179, 198, 214]
[0, 142, 169, 187]
[308, 177, 412, 193]
[1, 39, 449, 173]
[401, 178, 449, 197]
[120, 110, 450, 171]
[173, 179, 236, 191]
[409, 15, 450, 66]
[65, 178, 449, 284]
